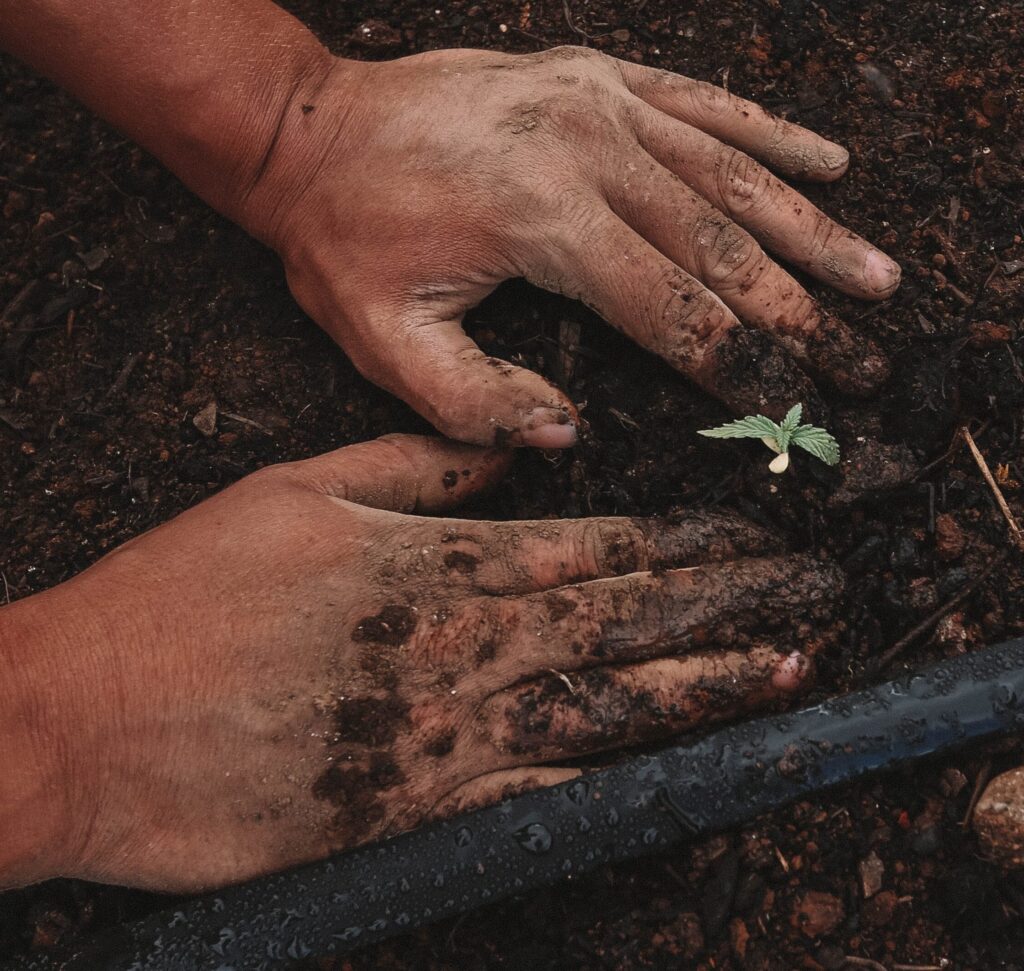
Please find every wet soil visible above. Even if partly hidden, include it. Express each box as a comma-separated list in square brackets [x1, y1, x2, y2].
[2, 0, 1024, 968]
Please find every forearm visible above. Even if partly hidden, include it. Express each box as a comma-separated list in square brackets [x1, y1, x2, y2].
[0, 0, 335, 237]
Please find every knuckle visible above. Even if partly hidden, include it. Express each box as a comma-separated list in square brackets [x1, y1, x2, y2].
[696, 216, 766, 291]
[544, 44, 601, 63]
[650, 267, 730, 343]
[580, 520, 650, 576]
[685, 78, 727, 116]
[807, 211, 847, 257]
[715, 147, 775, 217]
[421, 597, 521, 674]
[241, 461, 298, 494]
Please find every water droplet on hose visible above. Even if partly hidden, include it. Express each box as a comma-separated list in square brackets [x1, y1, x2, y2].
[513, 822, 553, 854]
[565, 778, 590, 806]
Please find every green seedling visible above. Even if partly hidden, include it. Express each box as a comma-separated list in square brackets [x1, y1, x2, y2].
[698, 403, 840, 474]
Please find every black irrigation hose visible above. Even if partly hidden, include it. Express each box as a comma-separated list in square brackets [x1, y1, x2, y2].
[8, 637, 1024, 971]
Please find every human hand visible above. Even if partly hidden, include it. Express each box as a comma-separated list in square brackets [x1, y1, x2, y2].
[1, 435, 841, 892]
[245, 46, 900, 446]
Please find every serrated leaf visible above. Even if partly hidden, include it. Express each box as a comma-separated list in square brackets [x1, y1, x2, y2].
[790, 425, 841, 465]
[697, 415, 781, 441]
[776, 403, 803, 452]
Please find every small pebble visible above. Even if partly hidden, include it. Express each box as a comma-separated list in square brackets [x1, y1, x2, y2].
[193, 400, 218, 437]
[974, 766, 1024, 868]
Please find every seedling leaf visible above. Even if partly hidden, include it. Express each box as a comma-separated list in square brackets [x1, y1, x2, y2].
[776, 403, 803, 452]
[790, 425, 841, 465]
[698, 404, 840, 472]
[697, 415, 780, 441]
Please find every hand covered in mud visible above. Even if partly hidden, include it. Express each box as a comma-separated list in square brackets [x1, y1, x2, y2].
[247, 46, 901, 446]
[2, 435, 842, 892]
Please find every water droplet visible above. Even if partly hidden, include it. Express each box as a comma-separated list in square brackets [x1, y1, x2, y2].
[513, 821, 553, 854]
[605, 808, 620, 827]
[286, 936, 312, 960]
[334, 926, 362, 943]
[565, 778, 591, 806]
[454, 825, 473, 847]
[642, 827, 659, 845]
[433, 872, 445, 888]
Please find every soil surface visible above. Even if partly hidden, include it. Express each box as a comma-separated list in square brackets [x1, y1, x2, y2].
[2, 1, 1024, 968]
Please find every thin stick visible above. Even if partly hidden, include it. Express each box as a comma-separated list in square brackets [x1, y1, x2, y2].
[963, 426, 1024, 548]
[546, 668, 576, 694]
[842, 957, 887, 971]
[1, 571, 9, 606]
[961, 757, 993, 829]
[873, 553, 1007, 673]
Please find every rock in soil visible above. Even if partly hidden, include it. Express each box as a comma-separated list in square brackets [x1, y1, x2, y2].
[790, 890, 845, 938]
[974, 766, 1024, 869]
[859, 850, 885, 899]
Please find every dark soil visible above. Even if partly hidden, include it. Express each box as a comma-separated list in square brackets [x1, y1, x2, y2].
[2, 1, 1024, 968]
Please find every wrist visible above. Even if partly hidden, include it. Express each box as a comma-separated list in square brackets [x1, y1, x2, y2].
[166, 27, 340, 238]
[0, 591, 76, 886]
[232, 54, 374, 251]
[0, 581, 116, 888]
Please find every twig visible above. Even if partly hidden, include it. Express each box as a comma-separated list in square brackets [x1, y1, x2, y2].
[1, 571, 10, 606]
[104, 352, 142, 399]
[872, 553, 1007, 674]
[546, 668, 576, 694]
[961, 757, 993, 829]
[842, 957, 887, 971]
[562, 0, 590, 43]
[221, 411, 273, 435]
[0, 279, 39, 326]
[963, 426, 1024, 549]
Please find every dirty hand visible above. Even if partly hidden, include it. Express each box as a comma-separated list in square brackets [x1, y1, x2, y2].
[0, 435, 841, 892]
[246, 45, 901, 445]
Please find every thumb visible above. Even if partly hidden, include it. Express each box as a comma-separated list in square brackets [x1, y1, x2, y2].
[287, 433, 513, 514]
[351, 314, 579, 449]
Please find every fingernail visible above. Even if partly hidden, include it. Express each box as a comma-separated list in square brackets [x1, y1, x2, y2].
[863, 250, 901, 294]
[821, 143, 849, 172]
[520, 408, 578, 449]
[771, 651, 810, 692]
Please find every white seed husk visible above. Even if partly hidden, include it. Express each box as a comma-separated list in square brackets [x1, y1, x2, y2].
[769, 451, 790, 474]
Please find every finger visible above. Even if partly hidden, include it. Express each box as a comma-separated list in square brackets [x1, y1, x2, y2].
[432, 767, 581, 819]
[630, 104, 901, 300]
[617, 62, 850, 182]
[282, 433, 512, 514]
[480, 554, 842, 677]
[535, 206, 819, 418]
[482, 645, 811, 761]
[606, 152, 890, 396]
[354, 312, 578, 449]
[415, 510, 780, 596]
